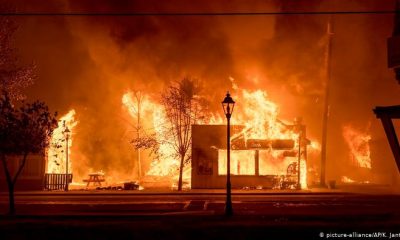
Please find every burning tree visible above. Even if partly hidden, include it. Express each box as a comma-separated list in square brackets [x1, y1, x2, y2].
[133, 78, 207, 190]
[122, 91, 145, 178]
[0, 93, 57, 215]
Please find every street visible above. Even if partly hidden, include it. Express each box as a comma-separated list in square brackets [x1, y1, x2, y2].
[1, 189, 400, 239]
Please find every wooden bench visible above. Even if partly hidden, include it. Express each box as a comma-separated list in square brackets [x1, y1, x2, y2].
[83, 173, 105, 188]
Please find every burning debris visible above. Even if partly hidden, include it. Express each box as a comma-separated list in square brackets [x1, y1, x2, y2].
[342, 125, 372, 169]
[341, 176, 356, 183]
[341, 176, 370, 184]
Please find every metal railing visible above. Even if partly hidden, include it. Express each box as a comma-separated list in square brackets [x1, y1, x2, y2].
[43, 173, 73, 190]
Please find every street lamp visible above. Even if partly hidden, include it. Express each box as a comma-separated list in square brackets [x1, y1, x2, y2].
[295, 117, 302, 190]
[63, 125, 71, 191]
[222, 91, 235, 217]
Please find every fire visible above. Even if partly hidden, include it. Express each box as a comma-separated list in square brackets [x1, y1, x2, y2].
[147, 106, 180, 176]
[235, 89, 283, 139]
[341, 176, 370, 184]
[341, 176, 355, 183]
[122, 91, 190, 186]
[46, 109, 77, 174]
[122, 82, 313, 190]
[342, 125, 372, 169]
[122, 92, 153, 120]
[218, 150, 256, 175]
[217, 86, 308, 189]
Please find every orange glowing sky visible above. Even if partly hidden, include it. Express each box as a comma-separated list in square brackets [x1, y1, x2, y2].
[3, 0, 399, 183]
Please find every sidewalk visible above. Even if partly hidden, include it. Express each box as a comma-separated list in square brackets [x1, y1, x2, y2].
[6, 184, 399, 196]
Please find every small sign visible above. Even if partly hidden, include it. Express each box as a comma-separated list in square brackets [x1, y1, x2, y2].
[246, 139, 295, 150]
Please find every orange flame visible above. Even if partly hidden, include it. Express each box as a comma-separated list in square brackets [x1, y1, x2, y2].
[341, 176, 355, 183]
[342, 125, 372, 169]
[216, 86, 308, 189]
[46, 109, 77, 174]
[122, 82, 314, 189]
[122, 91, 190, 187]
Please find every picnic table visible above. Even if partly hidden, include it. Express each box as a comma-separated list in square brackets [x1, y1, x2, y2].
[83, 173, 105, 187]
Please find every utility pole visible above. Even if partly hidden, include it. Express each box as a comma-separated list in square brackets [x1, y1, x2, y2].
[321, 17, 334, 187]
[134, 91, 143, 179]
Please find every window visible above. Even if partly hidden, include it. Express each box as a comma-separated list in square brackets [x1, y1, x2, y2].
[195, 148, 213, 175]
[218, 150, 255, 175]
[258, 150, 294, 176]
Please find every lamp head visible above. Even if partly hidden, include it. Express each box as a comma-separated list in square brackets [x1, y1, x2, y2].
[222, 91, 235, 117]
[63, 126, 71, 138]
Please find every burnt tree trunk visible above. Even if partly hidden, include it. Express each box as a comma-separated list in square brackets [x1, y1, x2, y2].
[1, 155, 15, 215]
[178, 154, 184, 191]
[7, 182, 15, 215]
[1, 153, 28, 215]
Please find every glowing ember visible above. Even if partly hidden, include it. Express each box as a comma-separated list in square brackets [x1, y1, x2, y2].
[46, 109, 78, 174]
[341, 176, 355, 183]
[342, 125, 372, 169]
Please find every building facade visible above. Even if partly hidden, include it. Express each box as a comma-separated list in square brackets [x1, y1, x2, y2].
[191, 125, 305, 189]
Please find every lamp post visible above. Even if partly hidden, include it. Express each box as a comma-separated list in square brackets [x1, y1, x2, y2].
[64, 126, 71, 191]
[296, 119, 302, 190]
[222, 91, 235, 217]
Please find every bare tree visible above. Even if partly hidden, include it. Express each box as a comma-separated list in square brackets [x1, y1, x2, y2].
[131, 91, 144, 178]
[0, 93, 57, 215]
[132, 78, 207, 190]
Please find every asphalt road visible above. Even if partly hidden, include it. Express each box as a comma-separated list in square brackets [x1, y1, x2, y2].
[1, 191, 400, 239]
[1, 191, 399, 216]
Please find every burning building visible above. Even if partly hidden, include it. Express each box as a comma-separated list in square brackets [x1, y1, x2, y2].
[191, 121, 309, 189]
[2, 0, 400, 191]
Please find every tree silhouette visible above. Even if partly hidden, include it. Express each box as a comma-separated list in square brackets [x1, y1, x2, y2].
[0, 93, 57, 215]
[133, 78, 207, 190]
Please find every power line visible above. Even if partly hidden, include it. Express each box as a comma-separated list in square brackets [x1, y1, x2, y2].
[0, 10, 398, 16]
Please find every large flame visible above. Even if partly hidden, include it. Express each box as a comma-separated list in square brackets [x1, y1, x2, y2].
[122, 92, 186, 183]
[122, 83, 311, 189]
[148, 106, 180, 176]
[342, 125, 372, 169]
[46, 109, 77, 174]
[217, 86, 308, 189]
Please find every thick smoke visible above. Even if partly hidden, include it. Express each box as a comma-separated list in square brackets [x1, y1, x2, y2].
[8, 0, 400, 185]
